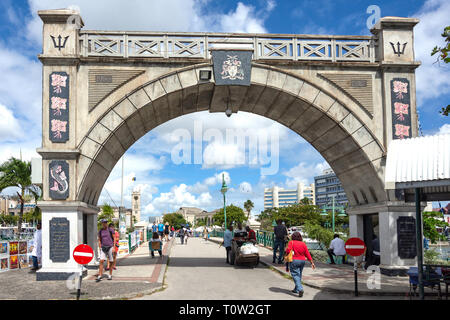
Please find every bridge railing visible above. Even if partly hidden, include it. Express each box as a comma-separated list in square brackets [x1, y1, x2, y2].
[79, 31, 375, 62]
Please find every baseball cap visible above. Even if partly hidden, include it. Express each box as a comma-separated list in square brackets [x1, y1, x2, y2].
[101, 219, 108, 223]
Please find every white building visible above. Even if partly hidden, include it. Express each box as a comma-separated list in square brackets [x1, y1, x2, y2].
[264, 182, 315, 209]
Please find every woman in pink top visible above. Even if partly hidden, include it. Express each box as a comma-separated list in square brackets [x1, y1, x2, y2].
[285, 232, 315, 297]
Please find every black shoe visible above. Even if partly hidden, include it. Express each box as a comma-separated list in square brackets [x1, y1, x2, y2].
[277, 261, 283, 264]
[330, 262, 336, 264]
[291, 289, 298, 293]
[272, 260, 276, 263]
[96, 277, 102, 282]
[298, 291, 304, 297]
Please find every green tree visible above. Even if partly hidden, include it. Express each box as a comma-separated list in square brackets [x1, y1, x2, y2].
[0, 214, 19, 227]
[244, 199, 254, 220]
[0, 158, 41, 233]
[302, 221, 336, 248]
[423, 211, 449, 243]
[213, 204, 247, 227]
[431, 26, 450, 116]
[163, 212, 187, 229]
[97, 204, 115, 229]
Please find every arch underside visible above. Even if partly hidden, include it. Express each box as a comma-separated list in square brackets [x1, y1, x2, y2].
[77, 66, 387, 208]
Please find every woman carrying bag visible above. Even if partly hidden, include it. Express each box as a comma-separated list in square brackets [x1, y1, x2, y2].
[285, 231, 315, 297]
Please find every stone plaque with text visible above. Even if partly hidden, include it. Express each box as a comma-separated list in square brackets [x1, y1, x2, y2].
[49, 217, 70, 263]
[397, 216, 416, 259]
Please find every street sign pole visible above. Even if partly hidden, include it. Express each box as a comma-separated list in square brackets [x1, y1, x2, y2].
[76, 264, 82, 300]
[73, 244, 94, 300]
[345, 237, 366, 298]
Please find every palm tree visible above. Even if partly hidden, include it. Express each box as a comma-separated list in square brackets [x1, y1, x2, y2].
[0, 158, 41, 233]
[244, 199, 254, 221]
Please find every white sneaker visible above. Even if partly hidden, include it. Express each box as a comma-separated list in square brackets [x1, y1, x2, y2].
[107, 275, 112, 280]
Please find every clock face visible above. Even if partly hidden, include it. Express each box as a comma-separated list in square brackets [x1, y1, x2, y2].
[134, 196, 138, 201]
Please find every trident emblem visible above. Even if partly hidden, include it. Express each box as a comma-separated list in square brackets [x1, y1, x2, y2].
[51, 35, 69, 51]
[389, 41, 407, 57]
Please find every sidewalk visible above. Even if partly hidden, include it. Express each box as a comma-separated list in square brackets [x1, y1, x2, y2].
[0, 239, 173, 300]
[209, 237, 440, 297]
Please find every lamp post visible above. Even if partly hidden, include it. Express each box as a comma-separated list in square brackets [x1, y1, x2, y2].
[220, 174, 228, 235]
[320, 195, 347, 233]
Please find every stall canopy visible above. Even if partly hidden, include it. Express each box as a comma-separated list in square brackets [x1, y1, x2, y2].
[385, 134, 450, 201]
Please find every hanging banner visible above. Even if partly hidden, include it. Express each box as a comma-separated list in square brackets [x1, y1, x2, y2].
[390, 78, 412, 140]
[118, 240, 129, 256]
[211, 50, 253, 86]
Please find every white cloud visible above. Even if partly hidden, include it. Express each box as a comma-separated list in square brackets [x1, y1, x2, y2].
[0, 104, 21, 142]
[413, 0, 450, 105]
[144, 183, 213, 214]
[239, 181, 252, 193]
[282, 161, 328, 188]
[439, 123, 450, 135]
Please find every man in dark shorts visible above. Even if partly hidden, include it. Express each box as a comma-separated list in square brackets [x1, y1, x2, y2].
[164, 222, 170, 241]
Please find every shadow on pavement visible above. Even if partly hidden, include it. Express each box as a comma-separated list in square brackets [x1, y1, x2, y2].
[268, 286, 298, 298]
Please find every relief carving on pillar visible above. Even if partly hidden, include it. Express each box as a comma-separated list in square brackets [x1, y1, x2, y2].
[390, 78, 412, 140]
[49, 72, 69, 143]
[49, 160, 69, 200]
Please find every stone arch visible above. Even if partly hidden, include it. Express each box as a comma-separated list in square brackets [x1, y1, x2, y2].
[76, 64, 387, 207]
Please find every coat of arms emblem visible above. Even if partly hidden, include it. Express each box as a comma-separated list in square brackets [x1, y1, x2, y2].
[221, 55, 244, 80]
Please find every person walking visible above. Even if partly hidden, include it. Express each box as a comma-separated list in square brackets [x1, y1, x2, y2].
[149, 232, 162, 258]
[179, 225, 185, 244]
[285, 231, 315, 297]
[152, 223, 157, 234]
[106, 223, 120, 271]
[284, 232, 292, 272]
[158, 222, 165, 240]
[164, 222, 170, 242]
[223, 225, 233, 263]
[273, 219, 288, 264]
[203, 227, 209, 242]
[170, 225, 175, 238]
[30, 222, 42, 272]
[96, 219, 115, 282]
[327, 234, 346, 264]
[184, 226, 189, 245]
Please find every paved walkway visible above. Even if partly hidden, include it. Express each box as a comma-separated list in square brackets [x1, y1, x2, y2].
[0, 240, 172, 300]
[135, 237, 405, 300]
[208, 237, 442, 298]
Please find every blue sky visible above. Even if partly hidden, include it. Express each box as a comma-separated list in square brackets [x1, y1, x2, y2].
[0, 0, 449, 220]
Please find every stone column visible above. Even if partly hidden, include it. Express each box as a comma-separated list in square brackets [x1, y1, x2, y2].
[35, 10, 97, 280]
[36, 201, 98, 280]
[371, 17, 420, 148]
[348, 202, 421, 275]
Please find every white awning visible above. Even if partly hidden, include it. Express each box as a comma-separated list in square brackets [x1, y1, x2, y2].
[385, 134, 450, 201]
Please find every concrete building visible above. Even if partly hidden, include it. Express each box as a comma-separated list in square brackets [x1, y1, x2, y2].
[176, 207, 218, 226]
[0, 197, 18, 215]
[314, 168, 348, 208]
[264, 182, 315, 209]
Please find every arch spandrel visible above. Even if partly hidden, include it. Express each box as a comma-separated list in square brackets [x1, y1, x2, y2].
[76, 65, 387, 206]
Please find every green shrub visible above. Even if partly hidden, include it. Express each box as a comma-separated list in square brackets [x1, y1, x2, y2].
[309, 250, 329, 263]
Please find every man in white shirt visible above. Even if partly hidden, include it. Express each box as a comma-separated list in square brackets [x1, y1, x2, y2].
[30, 222, 42, 271]
[327, 234, 346, 264]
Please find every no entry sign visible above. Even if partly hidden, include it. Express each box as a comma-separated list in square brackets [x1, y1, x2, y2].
[73, 244, 94, 265]
[345, 237, 366, 257]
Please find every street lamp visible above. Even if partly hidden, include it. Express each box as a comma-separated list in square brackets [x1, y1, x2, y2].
[320, 195, 347, 233]
[220, 174, 228, 235]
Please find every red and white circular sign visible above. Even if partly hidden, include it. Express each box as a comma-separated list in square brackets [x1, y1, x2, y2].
[73, 244, 94, 265]
[345, 237, 366, 257]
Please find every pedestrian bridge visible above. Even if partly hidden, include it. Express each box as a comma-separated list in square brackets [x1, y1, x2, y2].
[36, 9, 421, 280]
